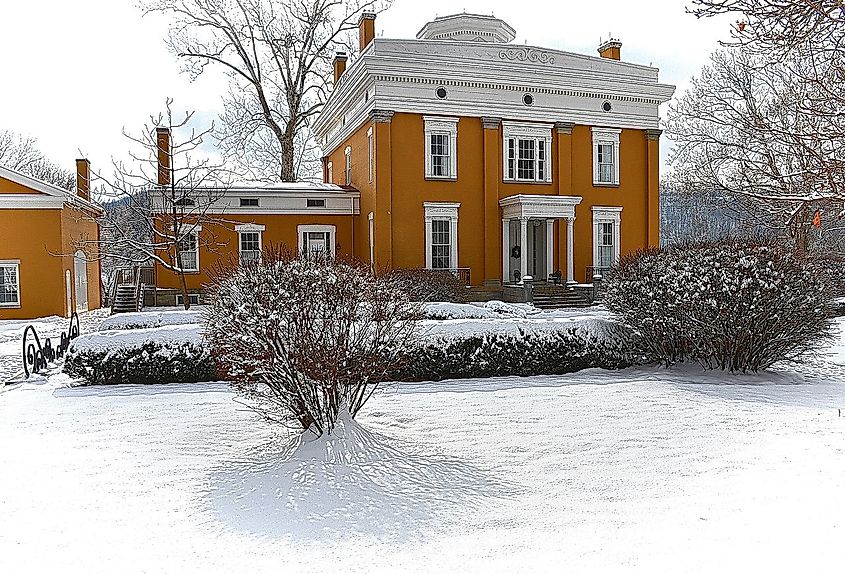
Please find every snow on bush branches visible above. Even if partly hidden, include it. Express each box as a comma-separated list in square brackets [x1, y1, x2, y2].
[205, 252, 418, 436]
[603, 241, 836, 372]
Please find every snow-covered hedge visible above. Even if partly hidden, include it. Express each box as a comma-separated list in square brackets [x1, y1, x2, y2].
[421, 301, 541, 320]
[63, 324, 214, 385]
[99, 309, 204, 331]
[395, 319, 639, 381]
[603, 241, 835, 372]
[387, 268, 468, 302]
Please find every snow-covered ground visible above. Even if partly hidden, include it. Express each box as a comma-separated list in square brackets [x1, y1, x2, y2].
[1, 315, 844, 572]
[0, 309, 108, 383]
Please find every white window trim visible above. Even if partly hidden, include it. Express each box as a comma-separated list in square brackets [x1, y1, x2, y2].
[367, 127, 374, 183]
[344, 146, 352, 185]
[177, 225, 201, 273]
[368, 211, 375, 272]
[297, 224, 337, 257]
[327, 161, 333, 184]
[175, 293, 200, 306]
[502, 121, 553, 183]
[423, 116, 458, 180]
[236, 223, 265, 263]
[423, 202, 460, 269]
[592, 127, 621, 186]
[0, 260, 21, 308]
[591, 207, 622, 269]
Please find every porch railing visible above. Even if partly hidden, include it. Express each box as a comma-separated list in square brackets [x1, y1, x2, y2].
[586, 266, 611, 283]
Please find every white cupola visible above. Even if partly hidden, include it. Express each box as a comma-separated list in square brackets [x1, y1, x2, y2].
[416, 13, 516, 43]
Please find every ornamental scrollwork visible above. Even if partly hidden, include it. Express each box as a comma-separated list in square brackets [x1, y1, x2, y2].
[498, 47, 556, 65]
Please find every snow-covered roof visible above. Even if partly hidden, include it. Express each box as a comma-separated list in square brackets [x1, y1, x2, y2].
[0, 163, 102, 213]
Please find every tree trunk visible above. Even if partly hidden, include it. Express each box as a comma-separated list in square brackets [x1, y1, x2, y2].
[280, 131, 296, 182]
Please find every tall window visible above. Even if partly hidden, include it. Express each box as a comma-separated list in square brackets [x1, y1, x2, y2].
[430, 220, 451, 269]
[503, 122, 552, 183]
[344, 146, 352, 185]
[424, 116, 458, 180]
[367, 127, 374, 183]
[177, 233, 198, 272]
[592, 207, 622, 271]
[327, 161, 333, 184]
[592, 127, 621, 185]
[596, 222, 615, 267]
[239, 231, 261, 263]
[430, 133, 451, 177]
[0, 262, 20, 307]
[424, 202, 459, 270]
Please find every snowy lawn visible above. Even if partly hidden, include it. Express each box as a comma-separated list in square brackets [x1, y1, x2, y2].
[1, 317, 844, 572]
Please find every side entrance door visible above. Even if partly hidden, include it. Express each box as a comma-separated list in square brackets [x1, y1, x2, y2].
[73, 251, 88, 312]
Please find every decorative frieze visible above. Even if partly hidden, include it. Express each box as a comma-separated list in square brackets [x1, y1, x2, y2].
[481, 116, 502, 130]
[498, 47, 556, 65]
[369, 109, 395, 123]
[555, 122, 574, 134]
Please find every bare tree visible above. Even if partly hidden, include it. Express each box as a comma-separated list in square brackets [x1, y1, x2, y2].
[0, 129, 75, 190]
[142, 0, 391, 182]
[206, 250, 418, 436]
[82, 99, 231, 309]
[665, 47, 845, 252]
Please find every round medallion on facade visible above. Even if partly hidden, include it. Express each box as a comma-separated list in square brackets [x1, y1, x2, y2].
[523, 93, 534, 106]
[602, 101, 613, 112]
[436, 87, 448, 99]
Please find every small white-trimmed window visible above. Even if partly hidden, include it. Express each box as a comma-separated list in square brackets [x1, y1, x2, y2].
[327, 161, 333, 184]
[424, 116, 458, 180]
[297, 224, 336, 258]
[592, 127, 621, 185]
[367, 127, 374, 183]
[592, 207, 622, 270]
[0, 261, 21, 307]
[175, 293, 200, 306]
[236, 223, 264, 264]
[423, 202, 460, 269]
[503, 121, 552, 183]
[344, 146, 352, 185]
[177, 229, 200, 272]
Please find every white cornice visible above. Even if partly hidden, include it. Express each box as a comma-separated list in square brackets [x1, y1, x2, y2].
[314, 37, 676, 156]
[0, 195, 65, 209]
[0, 166, 103, 214]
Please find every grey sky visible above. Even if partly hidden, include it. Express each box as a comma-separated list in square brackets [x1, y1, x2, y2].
[0, 0, 732, 180]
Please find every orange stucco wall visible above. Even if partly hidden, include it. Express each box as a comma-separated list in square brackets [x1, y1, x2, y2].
[0, 177, 102, 320]
[325, 112, 660, 285]
[155, 214, 356, 291]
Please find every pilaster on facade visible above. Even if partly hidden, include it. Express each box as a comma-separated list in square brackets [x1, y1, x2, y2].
[645, 129, 662, 246]
[645, 129, 663, 141]
[481, 116, 502, 130]
[369, 109, 395, 124]
[554, 122, 574, 134]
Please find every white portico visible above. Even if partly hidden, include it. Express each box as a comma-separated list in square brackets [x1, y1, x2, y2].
[500, 195, 582, 284]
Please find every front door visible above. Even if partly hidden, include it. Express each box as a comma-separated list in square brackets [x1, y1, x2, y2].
[74, 251, 88, 312]
[530, 222, 546, 279]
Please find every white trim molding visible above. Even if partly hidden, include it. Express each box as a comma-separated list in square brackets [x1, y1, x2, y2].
[591, 206, 622, 270]
[499, 194, 582, 220]
[591, 127, 621, 186]
[423, 202, 460, 269]
[344, 146, 352, 185]
[236, 224, 264, 264]
[423, 115, 458, 180]
[297, 224, 337, 257]
[502, 121, 553, 183]
[367, 127, 374, 183]
[0, 259, 21, 308]
[327, 161, 333, 184]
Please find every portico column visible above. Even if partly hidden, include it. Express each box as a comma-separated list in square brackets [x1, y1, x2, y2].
[502, 219, 510, 283]
[545, 219, 554, 281]
[566, 216, 575, 284]
[519, 217, 529, 281]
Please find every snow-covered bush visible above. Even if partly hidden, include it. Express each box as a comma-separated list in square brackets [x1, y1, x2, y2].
[603, 241, 835, 372]
[422, 301, 540, 320]
[99, 309, 203, 331]
[205, 252, 418, 436]
[387, 268, 468, 302]
[394, 325, 638, 381]
[63, 325, 213, 385]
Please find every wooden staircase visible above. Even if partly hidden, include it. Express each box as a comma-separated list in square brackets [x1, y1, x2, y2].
[531, 284, 592, 309]
[111, 284, 141, 313]
[109, 266, 154, 314]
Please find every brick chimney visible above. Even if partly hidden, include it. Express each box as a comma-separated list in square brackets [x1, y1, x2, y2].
[75, 159, 91, 201]
[359, 12, 376, 51]
[156, 127, 171, 186]
[333, 52, 348, 83]
[598, 38, 622, 60]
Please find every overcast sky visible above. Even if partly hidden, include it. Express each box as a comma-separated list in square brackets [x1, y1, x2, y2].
[0, 0, 731, 179]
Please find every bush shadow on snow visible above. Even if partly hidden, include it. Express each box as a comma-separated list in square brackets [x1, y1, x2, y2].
[204, 416, 517, 541]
